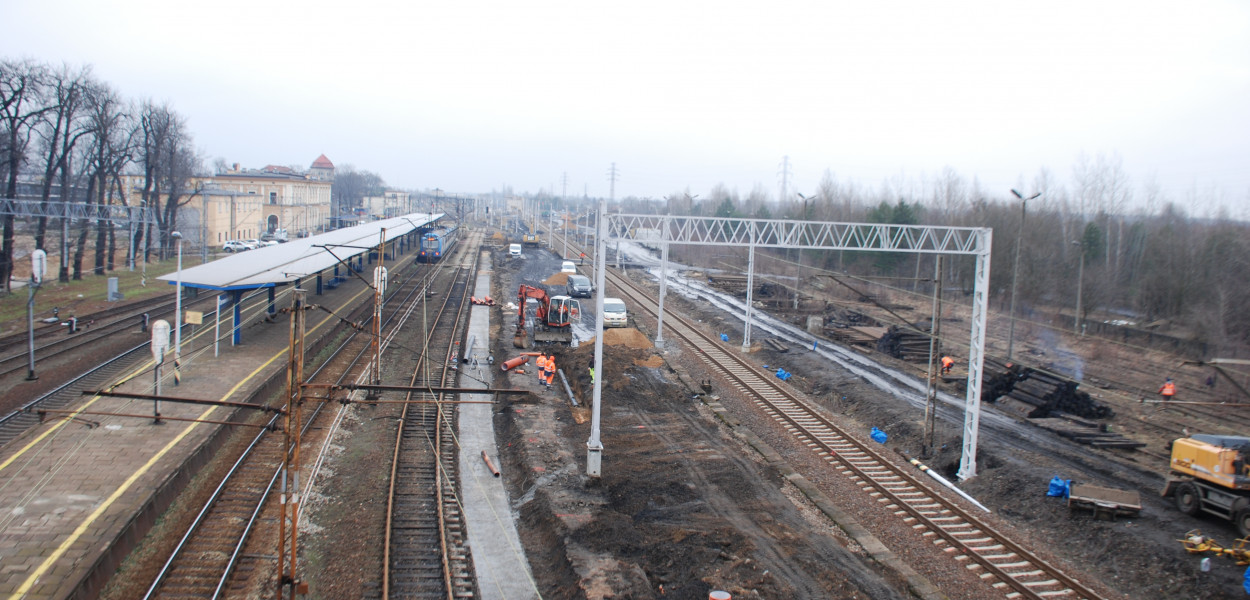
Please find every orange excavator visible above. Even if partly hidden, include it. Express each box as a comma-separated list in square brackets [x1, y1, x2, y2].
[514, 284, 581, 348]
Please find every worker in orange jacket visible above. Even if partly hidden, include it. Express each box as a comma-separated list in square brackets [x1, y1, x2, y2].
[545, 354, 557, 388]
[535, 354, 548, 386]
[940, 356, 954, 375]
[1160, 378, 1176, 401]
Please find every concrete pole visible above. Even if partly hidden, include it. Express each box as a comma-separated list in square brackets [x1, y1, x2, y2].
[1074, 242, 1085, 335]
[587, 197, 608, 477]
[923, 256, 943, 456]
[655, 217, 669, 348]
[741, 221, 757, 352]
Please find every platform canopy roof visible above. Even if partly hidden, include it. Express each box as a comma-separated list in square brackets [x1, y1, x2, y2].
[157, 213, 445, 291]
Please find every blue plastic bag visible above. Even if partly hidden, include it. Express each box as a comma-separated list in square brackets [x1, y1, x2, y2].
[870, 427, 887, 444]
[1047, 476, 1071, 498]
[720, 333, 729, 342]
[1243, 565, 1250, 594]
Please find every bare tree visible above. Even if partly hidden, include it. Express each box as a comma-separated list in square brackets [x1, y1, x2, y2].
[84, 82, 134, 277]
[0, 58, 51, 292]
[135, 100, 198, 263]
[331, 165, 386, 222]
[31, 64, 95, 281]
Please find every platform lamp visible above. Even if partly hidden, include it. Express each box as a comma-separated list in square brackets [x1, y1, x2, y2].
[795, 193, 811, 310]
[172, 231, 183, 386]
[26, 249, 47, 381]
[1006, 189, 1040, 360]
[1073, 239, 1086, 335]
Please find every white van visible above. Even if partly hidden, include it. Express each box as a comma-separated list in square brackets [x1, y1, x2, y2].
[602, 297, 628, 328]
[509, 243, 522, 258]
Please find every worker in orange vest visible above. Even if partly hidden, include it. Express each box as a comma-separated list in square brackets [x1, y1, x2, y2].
[940, 356, 954, 375]
[535, 354, 548, 386]
[545, 354, 557, 388]
[1160, 378, 1176, 401]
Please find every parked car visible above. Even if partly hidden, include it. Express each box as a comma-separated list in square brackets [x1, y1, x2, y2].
[243, 239, 263, 249]
[561, 260, 577, 273]
[258, 239, 280, 247]
[509, 243, 522, 258]
[602, 297, 628, 328]
[568, 274, 593, 298]
[223, 240, 250, 253]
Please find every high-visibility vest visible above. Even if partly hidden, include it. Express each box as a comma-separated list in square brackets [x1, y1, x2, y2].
[941, 357, 954, 368]
[546, 359, 556, 374]
[589, 367, 595, 382]
[536, 355, 547, 371]
[1161, 382, 1176, 396]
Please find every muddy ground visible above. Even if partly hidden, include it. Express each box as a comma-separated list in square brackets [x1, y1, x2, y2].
[494, 245, 1249, 599]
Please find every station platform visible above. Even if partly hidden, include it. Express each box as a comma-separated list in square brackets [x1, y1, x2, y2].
[0, 269, 380, 599]
[458, 252, 539, 599]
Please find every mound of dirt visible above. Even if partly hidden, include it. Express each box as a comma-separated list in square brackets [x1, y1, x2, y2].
[543, 272, 571, 285]
[584, 327, 653, 349]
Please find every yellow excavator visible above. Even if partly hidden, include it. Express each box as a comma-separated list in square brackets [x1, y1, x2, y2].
[1162, 434, 1250, 536]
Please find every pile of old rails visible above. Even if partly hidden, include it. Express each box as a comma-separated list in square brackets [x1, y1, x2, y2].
[875, 325, 931, 361]
[826, 325, 888, 349]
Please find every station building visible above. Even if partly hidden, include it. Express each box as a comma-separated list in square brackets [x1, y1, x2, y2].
[123, 155, 336, 249]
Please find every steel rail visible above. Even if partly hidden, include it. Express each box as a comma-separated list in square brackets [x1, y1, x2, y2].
[383, 238, 479, 599]
[0, 293, 177, 366]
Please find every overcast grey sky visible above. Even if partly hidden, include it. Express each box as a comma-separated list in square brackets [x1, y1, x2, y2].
[4, 0, 1248, 209]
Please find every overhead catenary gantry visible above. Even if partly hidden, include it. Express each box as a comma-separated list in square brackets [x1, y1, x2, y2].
[589, 213, 993, 481]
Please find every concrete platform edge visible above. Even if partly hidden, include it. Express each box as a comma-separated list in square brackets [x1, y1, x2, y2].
[67, 324, 342, 600]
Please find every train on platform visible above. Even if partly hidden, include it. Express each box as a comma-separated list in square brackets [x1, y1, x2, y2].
[417, 225, 459, 263]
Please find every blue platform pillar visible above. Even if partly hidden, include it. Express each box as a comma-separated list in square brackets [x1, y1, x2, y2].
[232, 290, 244, 346]
[316, 273, 323, 295]
[267, 287, 276, 315]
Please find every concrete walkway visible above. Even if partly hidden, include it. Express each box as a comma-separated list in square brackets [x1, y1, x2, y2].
[458, 252, 539, 600]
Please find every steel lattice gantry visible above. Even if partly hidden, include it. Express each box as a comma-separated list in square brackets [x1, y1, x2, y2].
[601, 213, 993, 480]
[0, 198, 149, 222]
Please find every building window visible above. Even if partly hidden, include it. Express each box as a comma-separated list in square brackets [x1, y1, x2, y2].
[270, 192, 277, 205]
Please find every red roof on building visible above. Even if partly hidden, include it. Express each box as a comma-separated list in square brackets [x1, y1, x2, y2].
[311, 154, 334, 169]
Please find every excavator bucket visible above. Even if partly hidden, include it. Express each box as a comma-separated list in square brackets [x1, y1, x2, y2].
[513, 328, 529, 348]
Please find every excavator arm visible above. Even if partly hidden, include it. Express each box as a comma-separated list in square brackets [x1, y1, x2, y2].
[515, 284, 551, 347]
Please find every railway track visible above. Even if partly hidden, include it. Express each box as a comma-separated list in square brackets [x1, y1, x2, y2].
[0, 287, 287, 450]
[0, 292, 193, 380]
[143, 253, 449, 599]
[383, 244, 478, 598]
[590, 241, 1107, 600]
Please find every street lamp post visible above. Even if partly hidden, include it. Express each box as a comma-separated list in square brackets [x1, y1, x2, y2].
[794, 193, 811, 310]
[172, 231, 183, 386]
[1006, 189, 1040, 360]
[1073, 240, 1085, 335]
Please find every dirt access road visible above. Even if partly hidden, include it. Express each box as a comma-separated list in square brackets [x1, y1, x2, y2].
[495, 245, 1247, 598]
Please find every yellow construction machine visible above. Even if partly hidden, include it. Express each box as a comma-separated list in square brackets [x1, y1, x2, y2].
[1162, 434, 1250, 536]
